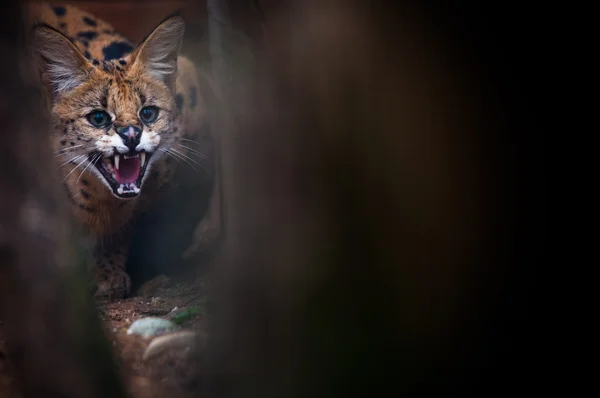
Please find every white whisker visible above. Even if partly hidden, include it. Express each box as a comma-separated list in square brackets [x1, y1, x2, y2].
[54, 145, 84, 154]
[57, 154, 85, 169]
[166, 148, 199, 172]
[77, 153, 102, 185]
[168, 148, 211, 176]
[178, 138, 203, 147]
[160, 148, 193, 170]
[159, 148, 180, 162]
[175, 143, 208, 160]
[63, 156, 90, 182]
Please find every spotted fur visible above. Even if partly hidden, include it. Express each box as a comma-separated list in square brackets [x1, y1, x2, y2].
[27, 4, 221, 300]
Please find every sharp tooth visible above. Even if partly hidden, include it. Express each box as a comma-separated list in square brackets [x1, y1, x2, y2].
[140, 152, 146, 167]
[114, 154, 120, 169]
[117, 185, 124, 195]
[133, 185, 140, 194]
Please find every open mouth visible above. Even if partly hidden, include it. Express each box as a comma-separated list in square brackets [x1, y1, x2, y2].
[89, 150, 153, 198]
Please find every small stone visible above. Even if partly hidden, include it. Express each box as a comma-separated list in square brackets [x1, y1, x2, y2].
[142, 330, 206, 361]
[126, 317, 180, 338]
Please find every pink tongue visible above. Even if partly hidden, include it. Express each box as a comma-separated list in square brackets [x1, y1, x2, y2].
[115, 157, 141, 184]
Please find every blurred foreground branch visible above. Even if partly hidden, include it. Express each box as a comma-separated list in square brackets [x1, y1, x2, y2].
[0, 2, 127, 397]
[202, 0, 503, 397]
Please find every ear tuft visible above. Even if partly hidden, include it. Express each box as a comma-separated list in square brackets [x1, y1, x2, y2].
[31, 24, 92, 95]
[131, 16, 185, 87]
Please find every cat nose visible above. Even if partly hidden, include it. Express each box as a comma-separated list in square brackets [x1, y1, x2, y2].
[116, 125, 142, 152]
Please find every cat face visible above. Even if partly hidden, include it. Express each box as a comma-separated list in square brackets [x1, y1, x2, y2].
[33, 16, 185, 199]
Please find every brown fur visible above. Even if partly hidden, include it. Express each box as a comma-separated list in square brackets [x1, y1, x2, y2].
[26, 4, 220, 300]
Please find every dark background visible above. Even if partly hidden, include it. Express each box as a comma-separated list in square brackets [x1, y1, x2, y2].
[419, 1, 548, 394]
[4, 1, 549, 396]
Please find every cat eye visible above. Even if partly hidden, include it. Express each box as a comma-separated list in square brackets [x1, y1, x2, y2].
[87, 110, 111, 128]
[140, 106, 159, 124]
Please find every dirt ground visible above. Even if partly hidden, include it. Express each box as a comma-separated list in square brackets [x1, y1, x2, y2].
[0, 268, 210, 398]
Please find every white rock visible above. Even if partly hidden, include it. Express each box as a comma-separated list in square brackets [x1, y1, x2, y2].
[142, 330, 205, 361]
[126, 317, 180, 338]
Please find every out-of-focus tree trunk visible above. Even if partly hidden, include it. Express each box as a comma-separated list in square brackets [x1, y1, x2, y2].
[0, 2, 128, 397]
[203, 0, 535, 397]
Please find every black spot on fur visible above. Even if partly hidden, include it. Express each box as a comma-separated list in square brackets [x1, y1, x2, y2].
[70, 141, 75, 146]
[175, 93, 184, 112]
[52, 6, 66, 16]
[81, 40, 89, 47]
[189, 87, 197, 109]
[119, 59, 127, 65]
[62, 128, 68, 135]
[100, 92, 108, 108]
[78, 31, 98, 41]
[83, 50, 91, 59]
[92, 59, 100, 66]
[83, 16, 97, 26]
[60, 139, 67, 145]
[80, 190, 90, 199]
[102, 42, 134, 61]
[82, 179, 89, 186]
[63, 183, 76, 204]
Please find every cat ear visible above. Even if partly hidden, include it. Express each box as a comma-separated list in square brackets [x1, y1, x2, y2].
[130, 15, 185, 89]
[31, 24, 92, 96]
